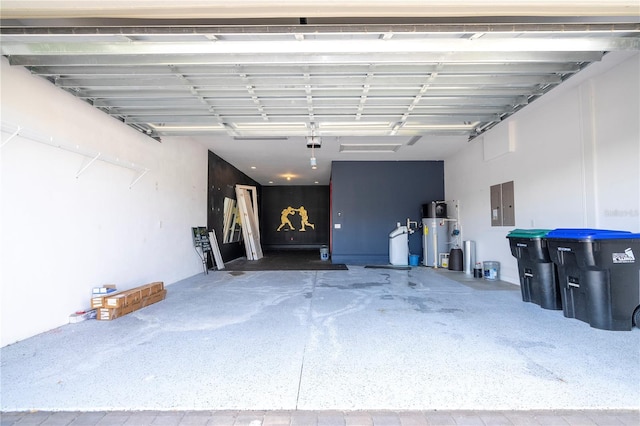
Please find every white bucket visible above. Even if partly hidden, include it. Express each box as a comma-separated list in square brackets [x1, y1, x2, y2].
[483, 261, 500, 281]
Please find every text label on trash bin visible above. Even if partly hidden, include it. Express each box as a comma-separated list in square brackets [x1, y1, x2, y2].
[612, 248, 636, 264]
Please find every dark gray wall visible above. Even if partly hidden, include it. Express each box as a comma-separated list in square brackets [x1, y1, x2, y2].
[207, 151, 261, 262]
[331, 161, 445, 264]
[260, 186, 330, 249]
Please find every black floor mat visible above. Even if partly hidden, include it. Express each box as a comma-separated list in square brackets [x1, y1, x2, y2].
[222, 250, 348, 271]
[364, 265, 412, 270]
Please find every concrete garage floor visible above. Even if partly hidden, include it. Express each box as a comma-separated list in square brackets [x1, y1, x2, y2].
[1, 266, 639, 422]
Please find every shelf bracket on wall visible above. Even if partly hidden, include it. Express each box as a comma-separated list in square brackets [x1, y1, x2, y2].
[129, 168, 150, 189]
[75, 152, 101, 179]
[0, 126, 21, 148]
[2, 122, 150, 189]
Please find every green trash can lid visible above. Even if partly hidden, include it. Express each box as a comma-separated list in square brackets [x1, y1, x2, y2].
[506, 229, 552, 239]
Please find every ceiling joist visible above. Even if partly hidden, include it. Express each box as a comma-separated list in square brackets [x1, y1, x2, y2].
[2, 19, 638, 139]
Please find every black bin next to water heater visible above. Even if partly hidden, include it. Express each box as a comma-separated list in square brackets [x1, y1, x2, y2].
[545, 229, 640, 331]
[448, 247, 463, 271]
[422, 202, 447, 218]
[507, 229, 561, 310]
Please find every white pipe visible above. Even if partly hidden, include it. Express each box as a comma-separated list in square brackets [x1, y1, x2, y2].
[432, 218, 438, 268]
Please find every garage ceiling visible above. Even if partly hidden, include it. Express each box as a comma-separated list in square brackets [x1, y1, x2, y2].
[1, 2, 639, 185]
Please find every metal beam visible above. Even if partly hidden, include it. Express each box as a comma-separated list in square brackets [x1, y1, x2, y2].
[27, 62, 584, 76]
[1, 38, 635, 57]
[74, 87, 545, 99]
[53, 74, 564, 88]
[1, 22, 639, 36]
[6, 51, 606, 67]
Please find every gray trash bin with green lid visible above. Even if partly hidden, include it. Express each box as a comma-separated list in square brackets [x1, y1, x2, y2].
[507, 229, 561, 310]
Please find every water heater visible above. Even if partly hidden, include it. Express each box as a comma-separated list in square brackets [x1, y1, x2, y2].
[422, 218, 449, 267]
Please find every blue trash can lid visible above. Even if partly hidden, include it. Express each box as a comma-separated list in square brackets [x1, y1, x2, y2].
[591, 233, 640, 240]
[545, 228, 632, 240]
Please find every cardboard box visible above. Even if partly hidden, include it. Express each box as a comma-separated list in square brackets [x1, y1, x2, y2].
[91, 296, 104, 309]
[97, 307, 124, 321]
[97, 302, 135, 320]
[91, 291, 124, 308]
[92, 284, 117, 295]
[93, 281, 164, 315]
[139, 286, 152, 299]
[142, 289, 166, 307]
[127, 289, 142, 305]
[105, 293, 127, 308]
[96, 289, 166, 321]
[131, 282, 163, 300]
[102, 282, 162, 308]
[148, 281, 164, 294]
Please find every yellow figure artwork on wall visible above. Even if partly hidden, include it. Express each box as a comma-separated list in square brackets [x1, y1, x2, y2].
[276, 205, 315, 231]
[298, 206, 315, 231]
[277, 206, 297, 231]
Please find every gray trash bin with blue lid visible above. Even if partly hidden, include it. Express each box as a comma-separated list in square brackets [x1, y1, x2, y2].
[545, 228, 640, 331]
[507, 229, 561, 310]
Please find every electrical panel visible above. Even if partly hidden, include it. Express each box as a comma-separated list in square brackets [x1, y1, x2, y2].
[490, 181, 515, 226]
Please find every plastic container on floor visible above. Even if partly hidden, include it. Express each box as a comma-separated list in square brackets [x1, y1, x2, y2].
[507, 229, 561, 310]
[320, 246, 329, 261]
[545, 228, 640, 331]
[448, 247, 463, 271]
[483, 261, 500, 280]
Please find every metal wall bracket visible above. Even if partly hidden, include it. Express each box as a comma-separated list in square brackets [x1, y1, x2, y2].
[75, 152, 101, 178]
[0, 126, 21, 148]
[2, 122, 150, 189]
[129, 168, 149, 189]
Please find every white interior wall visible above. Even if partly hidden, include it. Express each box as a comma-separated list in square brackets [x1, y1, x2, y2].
[444, 52, 640, 284]
[0, 58, 209, 347]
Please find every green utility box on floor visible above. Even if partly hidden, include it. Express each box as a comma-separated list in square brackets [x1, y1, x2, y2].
[507, 229, 561, 310]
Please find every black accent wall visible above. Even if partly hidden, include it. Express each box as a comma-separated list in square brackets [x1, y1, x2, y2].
[331, 161, 445, 264]
[261, 186, 330, 250]
[207, 151, 260, 262]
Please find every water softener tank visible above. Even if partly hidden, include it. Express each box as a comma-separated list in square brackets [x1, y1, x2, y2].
[389, 224, 409, 266]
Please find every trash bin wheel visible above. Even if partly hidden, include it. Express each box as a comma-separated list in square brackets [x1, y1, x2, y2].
[633, 306, 640, 328]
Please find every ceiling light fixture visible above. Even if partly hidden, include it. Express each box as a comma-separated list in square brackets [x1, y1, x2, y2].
[306, 136, 321, 148]
[339, 143, 402, 153]
[308, 136, 319, 169]
[148, 124, 224, 131]
[402, 123, 479, 130]
[233, 136, 289, 141]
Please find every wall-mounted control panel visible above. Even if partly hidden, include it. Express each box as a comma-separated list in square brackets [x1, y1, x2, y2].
[490, 181, 515, 226]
